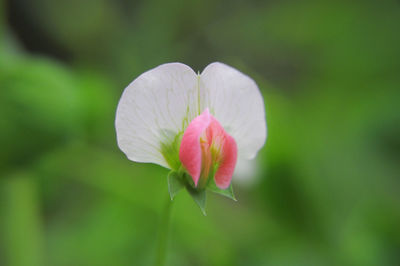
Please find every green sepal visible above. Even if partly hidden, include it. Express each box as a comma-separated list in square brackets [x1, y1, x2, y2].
[167, 171, 184, 200]
[168, 171, 207, 215]
[186, 186, 207, 216]
[207, 181, 237, 201]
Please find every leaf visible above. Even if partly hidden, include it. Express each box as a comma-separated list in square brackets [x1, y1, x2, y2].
[207, 181, 237, 201]
[167, 171, 184, 200]
[186, 186, 207, 216]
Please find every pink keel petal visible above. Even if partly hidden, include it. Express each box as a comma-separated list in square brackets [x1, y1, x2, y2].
[214, 134, 238, 189]
[179, 109, 211, 186]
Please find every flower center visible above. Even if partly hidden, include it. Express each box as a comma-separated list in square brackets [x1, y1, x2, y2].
[198, 124, 225, 187]
[179, 108, 238, 190]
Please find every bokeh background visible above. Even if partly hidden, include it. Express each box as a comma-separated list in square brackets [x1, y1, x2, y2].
[1, 0, 399, 265]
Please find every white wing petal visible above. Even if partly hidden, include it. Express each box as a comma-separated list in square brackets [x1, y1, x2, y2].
[115, 63, 199, 168]
[200, 62, 267, 159]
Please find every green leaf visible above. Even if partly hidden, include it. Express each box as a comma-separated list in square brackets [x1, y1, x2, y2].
[186, 187, 207, 216]
[167, 171, 184, 200]
[207, 181, 237, 201]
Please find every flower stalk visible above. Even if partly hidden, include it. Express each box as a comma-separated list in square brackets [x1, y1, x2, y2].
[154, 194, 174, 266]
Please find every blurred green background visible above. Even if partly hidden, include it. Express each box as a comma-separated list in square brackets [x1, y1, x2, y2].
[1, 0, 399, 265]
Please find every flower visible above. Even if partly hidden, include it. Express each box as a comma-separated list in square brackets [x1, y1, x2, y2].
[115, 62, 266, 212]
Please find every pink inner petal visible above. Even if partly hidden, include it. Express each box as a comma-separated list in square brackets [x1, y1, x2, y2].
[179, 109, 211, 186]
[214, 133, 237, 189]
[180, 108, 238, 189]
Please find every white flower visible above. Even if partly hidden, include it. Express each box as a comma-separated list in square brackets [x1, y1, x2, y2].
[115, 62, 266, 190]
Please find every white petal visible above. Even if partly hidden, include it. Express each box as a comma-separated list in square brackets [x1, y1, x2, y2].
[115, 63, 199, 168]
[200, 62, 267, 159]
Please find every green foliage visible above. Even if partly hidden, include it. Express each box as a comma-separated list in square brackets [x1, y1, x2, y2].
[0, 0, 399, 265]
[0, 174, 44, 266]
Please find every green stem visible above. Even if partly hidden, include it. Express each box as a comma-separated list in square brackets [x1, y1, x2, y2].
[154, 195, 174, 266]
